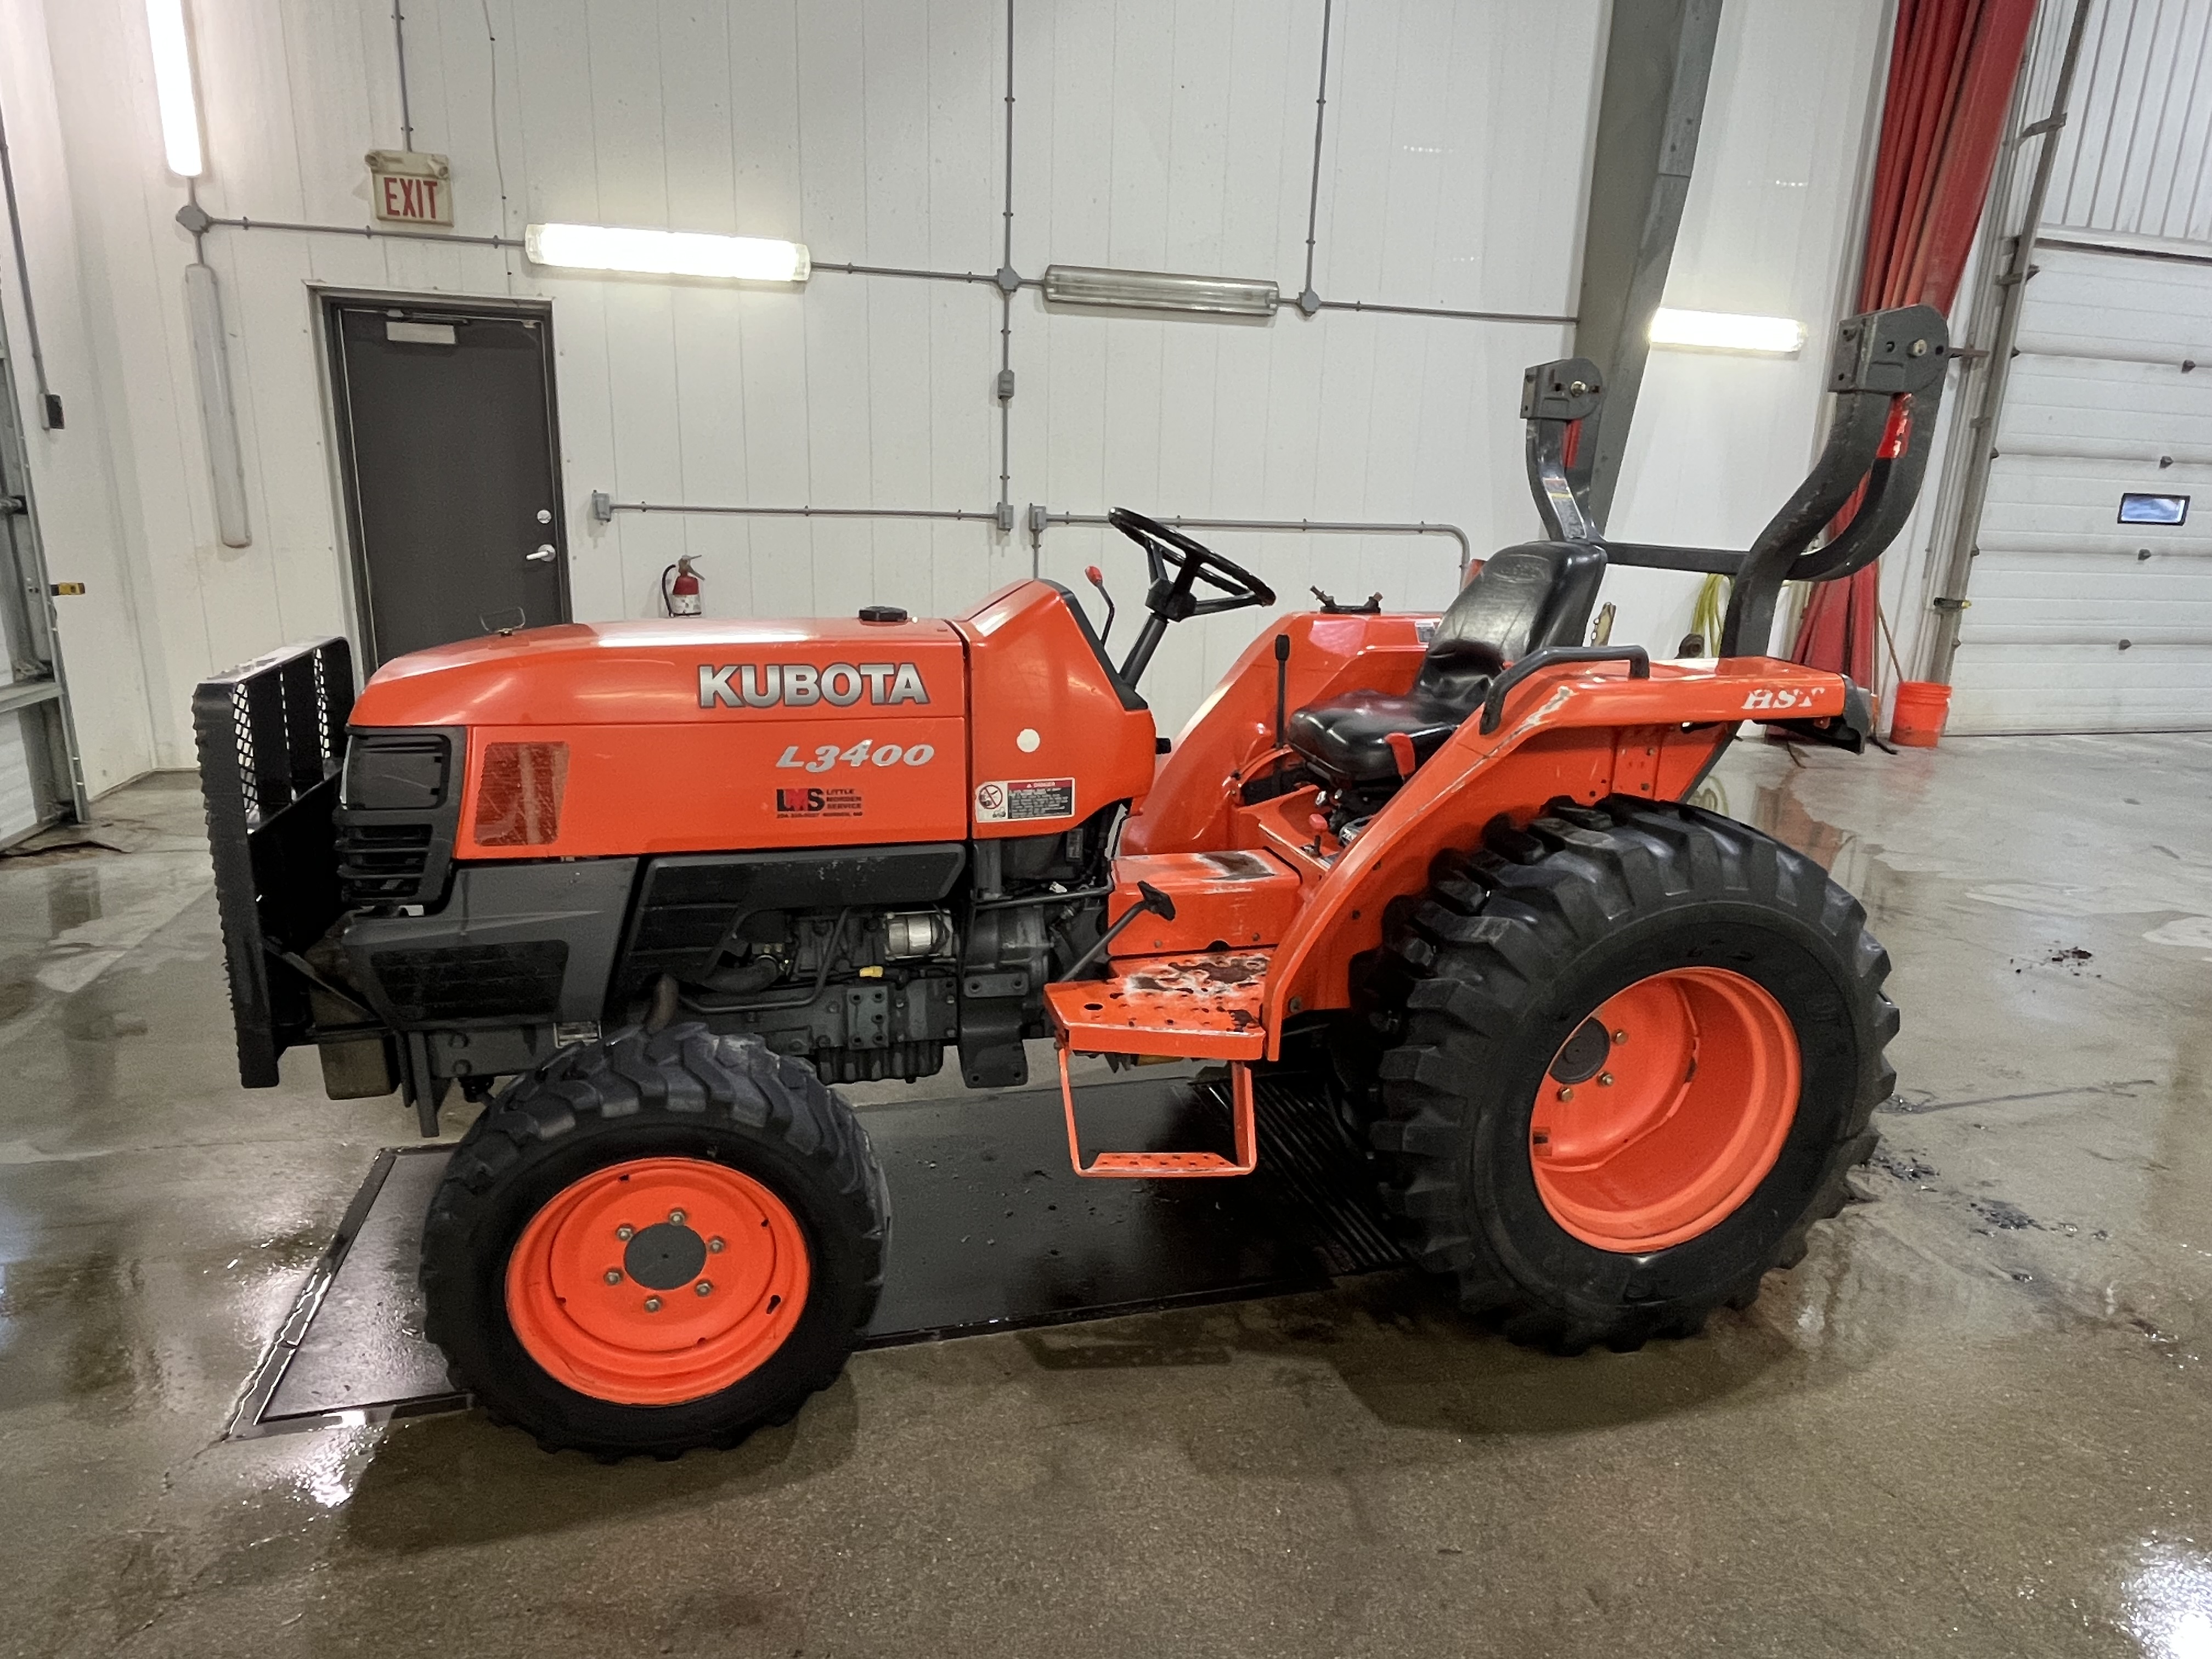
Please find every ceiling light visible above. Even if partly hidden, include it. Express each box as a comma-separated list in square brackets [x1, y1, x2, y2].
[145, 0, 202, 178]
[1649, 308, 1806, 356]
[1042, 265, 1278, 317]
[523, 223, 810, 284]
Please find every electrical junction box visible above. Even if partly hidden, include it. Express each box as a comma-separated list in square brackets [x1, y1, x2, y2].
[367, 151, 453, 228]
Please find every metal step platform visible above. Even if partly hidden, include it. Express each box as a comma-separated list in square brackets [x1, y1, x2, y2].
[229, 1069, 1408, 1437]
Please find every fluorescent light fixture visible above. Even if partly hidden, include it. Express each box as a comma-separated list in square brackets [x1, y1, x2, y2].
[1042, 264, 1278, 317]
[145, 0, 202, 178]
[524, 223, 810, 284]
[184, 263, 250, 548]
[1649, 308, 1806, 356]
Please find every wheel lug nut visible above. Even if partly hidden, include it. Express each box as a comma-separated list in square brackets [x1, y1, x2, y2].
[669, 1209, 686, 1226]
[604, 1269, 623, 1285]
[1611, 1030, 1628, 1045]
[644, 1296, 662, 1313]
[616, 1224, 634, 1241]
[696, 1280, 714, 1296]
[1598, 1072, 1614, 1087]
[708, 1237, 725, 1253]
[1558, 1086, 1575, 1102]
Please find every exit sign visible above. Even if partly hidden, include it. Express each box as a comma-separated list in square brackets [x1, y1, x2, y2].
[366, 150, 453, 227]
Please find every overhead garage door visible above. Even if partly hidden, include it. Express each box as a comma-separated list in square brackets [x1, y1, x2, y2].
[0, 709, 37, 843]
[1950, 239, 2212, 733]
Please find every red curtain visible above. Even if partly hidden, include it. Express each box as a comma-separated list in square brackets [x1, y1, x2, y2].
[1787, 0, 2038, 686]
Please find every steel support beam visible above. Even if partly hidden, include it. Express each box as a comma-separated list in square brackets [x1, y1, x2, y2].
[1570, 0, 1722, 529]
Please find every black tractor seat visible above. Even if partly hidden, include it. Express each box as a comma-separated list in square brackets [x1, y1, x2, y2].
[1286, 540, 1605, 786]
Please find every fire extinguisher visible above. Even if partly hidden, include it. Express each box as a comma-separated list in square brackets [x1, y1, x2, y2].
[662, 554, 702, 617]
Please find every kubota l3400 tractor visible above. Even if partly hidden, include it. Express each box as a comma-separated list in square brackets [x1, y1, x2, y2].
[199, 306, 1944, 1456]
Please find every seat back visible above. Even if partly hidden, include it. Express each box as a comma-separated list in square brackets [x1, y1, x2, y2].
[1415, 540, 1606, 708]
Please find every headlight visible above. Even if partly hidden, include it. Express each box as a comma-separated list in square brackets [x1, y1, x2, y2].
[341, 732, 450, 811]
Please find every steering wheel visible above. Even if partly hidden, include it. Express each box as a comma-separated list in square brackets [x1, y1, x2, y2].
[1103, 508, 1277, 688]
[1107, 507, 1277, 622]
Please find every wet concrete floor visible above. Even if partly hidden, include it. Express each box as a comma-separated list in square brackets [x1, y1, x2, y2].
[2, 742, 2211, 1656]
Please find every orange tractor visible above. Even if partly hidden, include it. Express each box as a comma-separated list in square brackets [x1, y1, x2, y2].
[199, 306, 1944, 1456]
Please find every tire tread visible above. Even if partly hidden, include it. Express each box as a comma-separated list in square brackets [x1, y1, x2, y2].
[420, 1024, 884, 1458]
[1368, 796, 1891, 1352]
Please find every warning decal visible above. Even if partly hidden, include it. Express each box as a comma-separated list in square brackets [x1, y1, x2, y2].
[974, 777, 1075, 823]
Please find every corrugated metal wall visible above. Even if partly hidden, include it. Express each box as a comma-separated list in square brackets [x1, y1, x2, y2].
[2045, 0, 2212, 244]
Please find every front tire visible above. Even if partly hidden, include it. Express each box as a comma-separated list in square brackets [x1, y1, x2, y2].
[1369, 798, 1895, 1353]
[421, 1024, 887, 1457]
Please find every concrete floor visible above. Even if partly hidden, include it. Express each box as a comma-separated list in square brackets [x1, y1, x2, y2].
[3, 737, 2211, 1657]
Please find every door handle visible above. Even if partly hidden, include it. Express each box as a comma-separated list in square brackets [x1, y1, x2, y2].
[528, 544, 557, 562]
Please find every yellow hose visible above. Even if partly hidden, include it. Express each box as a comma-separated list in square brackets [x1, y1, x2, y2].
[1690, 574, 1728, 654]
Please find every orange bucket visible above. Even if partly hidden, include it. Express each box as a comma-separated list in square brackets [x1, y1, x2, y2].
[1889, 679, 1951, 747]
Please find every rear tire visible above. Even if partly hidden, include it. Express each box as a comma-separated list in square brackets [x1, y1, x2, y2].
[1368, 798, 1895, 1353]
[421, 1024, 887, 1457]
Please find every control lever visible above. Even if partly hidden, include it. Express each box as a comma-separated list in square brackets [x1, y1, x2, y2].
[1310, 585, 1382, 614]
[1084, 563, 1117, 645]
[1063, 881, 1176, 978]
[1272, 633, 1291, 746]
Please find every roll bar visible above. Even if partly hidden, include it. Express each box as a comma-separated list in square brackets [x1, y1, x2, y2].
[1519, 304, 1950, 657]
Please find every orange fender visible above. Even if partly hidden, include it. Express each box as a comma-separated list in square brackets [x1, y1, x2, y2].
[1257, 655, 1853, 1052]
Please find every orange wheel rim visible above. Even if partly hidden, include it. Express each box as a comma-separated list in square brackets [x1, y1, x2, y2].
[1528, 967, 1800, 1253]
[505, 1157, 811, 1406]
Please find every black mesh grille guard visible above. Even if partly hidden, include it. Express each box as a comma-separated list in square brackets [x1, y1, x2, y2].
[192, 636, 356, 1087]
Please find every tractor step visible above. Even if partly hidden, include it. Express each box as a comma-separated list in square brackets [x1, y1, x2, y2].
[1044, 950, 1272, 1177]
[1042, 950, 1271, 1060]
[1055, 1047, 1257, 1177]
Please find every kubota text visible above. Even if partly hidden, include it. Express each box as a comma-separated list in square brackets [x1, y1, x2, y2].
[698, 662, 931, 709]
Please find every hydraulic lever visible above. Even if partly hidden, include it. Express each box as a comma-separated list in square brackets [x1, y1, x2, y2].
[1063, 882, 1177, 979]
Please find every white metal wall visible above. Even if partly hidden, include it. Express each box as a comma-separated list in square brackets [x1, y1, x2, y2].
[6, 0, 1888, 762]
[0, 0, 158, 800]
[0, 714, 38, 843]
[1607, 0, 1891, 654]
[2045, 0, 2212, 242]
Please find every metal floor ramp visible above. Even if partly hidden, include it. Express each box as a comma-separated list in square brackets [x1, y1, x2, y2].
[229, 1070, 1407, 1437]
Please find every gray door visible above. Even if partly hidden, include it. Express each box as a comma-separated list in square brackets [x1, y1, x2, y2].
[326, 301, 568, 667]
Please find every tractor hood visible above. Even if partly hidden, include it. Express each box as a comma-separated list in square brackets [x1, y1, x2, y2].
[350, 617, 966, 729]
